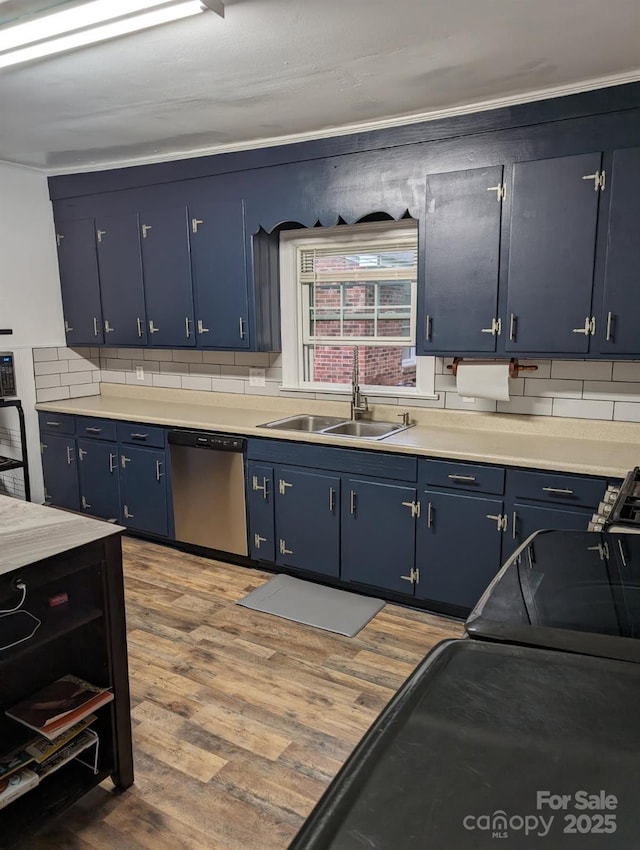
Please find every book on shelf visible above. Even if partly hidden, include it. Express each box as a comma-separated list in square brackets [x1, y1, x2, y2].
[25, 714, 97, 764]
[36, 729, 98, 780]
[0, 767, 39, 811]
[0, 744, 34, 782]
[6, 675, 113, 741]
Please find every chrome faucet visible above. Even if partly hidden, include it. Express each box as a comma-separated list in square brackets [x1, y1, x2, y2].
[350, 347, 369, 420]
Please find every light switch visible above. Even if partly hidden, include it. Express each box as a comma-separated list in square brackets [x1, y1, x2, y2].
[249, 367, 266, 387]
[135, 366, 144, 381]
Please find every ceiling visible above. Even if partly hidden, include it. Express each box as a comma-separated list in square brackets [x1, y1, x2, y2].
[1, 0, 640, 174]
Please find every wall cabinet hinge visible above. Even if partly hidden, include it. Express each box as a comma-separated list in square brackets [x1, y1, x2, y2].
[582, 170, 606, 191]
[400, 567, 420, 585]
[401, 500, 421, 518]
[572, 317, 596, 336]
[487, 513, 508, 531]
[56, 233, 64, 247]
[487, 182, 506, 201]
[254, 533, 267, 549]
[279, 539, 293, 556]
[279, 479, 293, 495]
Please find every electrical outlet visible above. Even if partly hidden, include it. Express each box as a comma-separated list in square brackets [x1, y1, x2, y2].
[249, 367, 266, 387]
[135, 366, 144, 381]
[461, 396, 477, 404]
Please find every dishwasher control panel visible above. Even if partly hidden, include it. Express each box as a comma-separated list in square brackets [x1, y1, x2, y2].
[168, 429, 245, 452]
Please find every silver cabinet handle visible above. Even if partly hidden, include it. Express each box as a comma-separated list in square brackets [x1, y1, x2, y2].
[109, 453, 117, 473]
[512, 510, 518, 540]
[606, 311, 614, 342]
[124, 505, 134, 519]
[85, 426, 102, 433]
[448, 474, 477, 482]
[78, 448, 87, 460]
[542, 487, 574, 495]
[185, 317, 192, 338]
[93, 317, 100, 336]
[149, 320, 160, 334]
[329, 487, 336, 512]
[509, 313, 517, 341]
[197, 320, 210, 334]
[130, 433, 149, 440]
[104, 320, 114, 333]
[254, 533, 267, 549]
[427, 502, 433, 528]
[156, 460, 164, 481]
[64, 321, 74, 334]
[618, 538, 628, 567]
[66, 446, 75, 465]
[279, 539, 293, 556]
[136, 317, 144, 338]
[121, 454, 131, 468]
[425, 314, 432, 341]
[239, 317, 246, 339]
[350, 490, 356, 515]
[45, 421, 60, 428]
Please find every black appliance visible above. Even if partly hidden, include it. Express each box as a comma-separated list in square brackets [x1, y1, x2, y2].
[0, 352, 17, 400]
[289, 528, 640, 849]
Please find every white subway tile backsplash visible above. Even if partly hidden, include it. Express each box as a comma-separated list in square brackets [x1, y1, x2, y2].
[124, 372, 153, 387]
[614, 402, 640, 423]
[105, 358, 131, 372]
[522, 378, 582, 398]
[100, 370, 126, 384]
[520, 360, 552, 380]
[243, 381, 282, 396]
[612, 362, 640, 382]
[35, 375, 61, 389]
[583, 382, 640, 402]
[552, 398, 614, 420]
[497, 396, 554, 416]
[68, 384, 100, 398]
[211, 377, 245, 394]
[152, 373, 182, 389]
[269, 353, 283, 368]
[189, 363, 220, 376]
[132, 359, 159, 374]
[434, 373, 456, 392]
[35, 360, 69, 376]
[181, 375, 213, 391]
[60, 371, 95, 386]
[202, 351, 236, 365]
[68, 358, 99, 372]
[444, 393, 497, 413]
[58, 347, 89, 360]
[143, 349, 173, 361]
[159, 362, 188, 375]
[36, 386, 70, 402]
[551, 360, 613, 380]
[117, 348, 145, 359]
[235, 352, 271, 367]
[33, 348, 59, 362]
[172, 350, 203, 363]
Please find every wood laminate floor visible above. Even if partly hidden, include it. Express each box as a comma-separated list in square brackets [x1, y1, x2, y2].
[32, 537, 463, 850]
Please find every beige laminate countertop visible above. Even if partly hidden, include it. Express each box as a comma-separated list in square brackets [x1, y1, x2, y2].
[35, 385, 640, 480]
[0, 495, 123, 575]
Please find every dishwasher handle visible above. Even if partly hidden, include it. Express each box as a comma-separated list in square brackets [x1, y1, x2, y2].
[168, 429, 246, 452]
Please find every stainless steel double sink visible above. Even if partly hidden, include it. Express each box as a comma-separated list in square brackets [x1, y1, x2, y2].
[257, 413, 413, 441]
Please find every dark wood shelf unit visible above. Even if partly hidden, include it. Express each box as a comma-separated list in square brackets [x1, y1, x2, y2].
[0, 400, 30, 502]
[0, 607, 103, 669]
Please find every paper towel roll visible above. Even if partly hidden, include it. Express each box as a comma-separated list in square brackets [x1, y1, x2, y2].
[455, 363, 511, 402]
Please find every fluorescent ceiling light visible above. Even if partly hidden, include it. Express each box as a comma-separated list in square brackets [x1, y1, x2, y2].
[0, 0, 206, 69]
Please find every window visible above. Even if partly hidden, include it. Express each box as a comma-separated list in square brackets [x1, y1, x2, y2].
[280, 220, 435, 397]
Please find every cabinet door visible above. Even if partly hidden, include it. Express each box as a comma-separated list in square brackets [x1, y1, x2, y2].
[139, 206, 195, 347]
[342, 477, 416, 594]
[505, 501, 592, 561]
[40, 434, 79, 510]
[598, 147, 640, 355]
[416, 490, 503, 611]
[421, 166, 503, 353]
[55, 219, 103, 345]
[95, 213, 147, 346]
[119, 446, 168, 536]
[77, 438, 119, 521]
[275, 467, 340, 577]
[505, 153, 602, 354]
[247, 461, 275, 562]
[190, 201, 250, 349]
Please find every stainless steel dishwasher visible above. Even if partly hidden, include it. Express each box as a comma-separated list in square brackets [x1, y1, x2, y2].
[168, 430, 248, 556]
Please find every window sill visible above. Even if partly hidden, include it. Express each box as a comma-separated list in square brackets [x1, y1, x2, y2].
[279, 385, 440, 402]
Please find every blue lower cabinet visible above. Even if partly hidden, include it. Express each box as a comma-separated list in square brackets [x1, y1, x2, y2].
[40, 433, 80, 511]
[505, 501, 593, 561]
[342, 477, 418, 595]
[119, 446, 169, 536]
[416, 490, 504, 611]
[76, 438, 120, 521]
[275, 467, 340, 577]
[247, 461, 275, 562]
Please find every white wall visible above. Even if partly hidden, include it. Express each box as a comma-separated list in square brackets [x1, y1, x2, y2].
[0, 162, 65, 503]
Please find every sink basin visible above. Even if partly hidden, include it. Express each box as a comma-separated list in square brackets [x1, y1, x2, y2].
[322, 420, 412, 440]
[258, 414, 348, 432]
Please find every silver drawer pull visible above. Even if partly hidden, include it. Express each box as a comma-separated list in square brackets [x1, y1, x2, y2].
[512, 510, 518, 540]
[618, 538, 628, 567]
[156, 460, 164, 481]
[542, 487, 574, 495]
[45, 421, 60, 427]
[109, 453, 117, 473]
[350, 490, 357, 515]
[426, 502, 433, 529]
[85, 427, 102, 433]
[136, 317, 144, 338]
[130, 433, 149, 440]
[606, 311, 614, 342]
[448, 474, 477, 483]
[329, 487, 336, 512]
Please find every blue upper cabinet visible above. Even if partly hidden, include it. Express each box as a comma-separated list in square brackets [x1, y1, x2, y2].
[55, 219, 104, 345]
[596, 146, 640, 355]
[504, 153, 603, 354]
[420, 166, 504, 355]
[189, 200, 250, 349]
[95, 213, 148, 346]
[139, 205, 196, 347]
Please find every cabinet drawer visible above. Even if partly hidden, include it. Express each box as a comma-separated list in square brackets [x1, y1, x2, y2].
[507, 469, 605, 508]
[420, 459, 505, 494]
[117, 422, 166, 448]
[76, 416, 117, 441]
[38, 412, 75, 435]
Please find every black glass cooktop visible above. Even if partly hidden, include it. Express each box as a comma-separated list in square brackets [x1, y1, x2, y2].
[466, 529, 640, 663]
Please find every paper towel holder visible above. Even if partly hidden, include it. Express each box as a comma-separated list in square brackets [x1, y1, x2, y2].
[447, 358, 538, 379]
